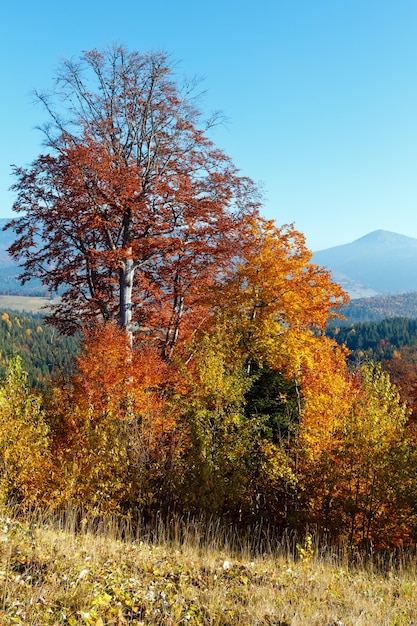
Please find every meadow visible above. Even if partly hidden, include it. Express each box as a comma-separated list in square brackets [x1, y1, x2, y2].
[0, 296, 56, 314]
[1, 509, 417, 625]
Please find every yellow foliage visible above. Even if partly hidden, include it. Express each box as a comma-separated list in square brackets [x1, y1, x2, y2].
[299, 337, 353, 460]
[258, 440, 296, 486]
[212, 217, 347, 379]
[0, 357, 52, 507]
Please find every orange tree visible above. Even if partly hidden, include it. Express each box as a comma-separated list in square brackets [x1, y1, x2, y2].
[47, 322, 184, 513]
[191, 217, 350, 525]
[211, 217, 347, 371]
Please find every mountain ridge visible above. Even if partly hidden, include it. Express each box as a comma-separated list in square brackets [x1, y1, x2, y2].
[1, 220, 417, 300]
[313, 229, 417, 298]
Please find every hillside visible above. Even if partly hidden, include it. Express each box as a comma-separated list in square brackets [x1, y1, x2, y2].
[0, 309, 79, 387]
[327, 317, 417, 359]
[2, 511, 417, 625]
[337, 291, 417, 324]
[313, 230, 417, 298]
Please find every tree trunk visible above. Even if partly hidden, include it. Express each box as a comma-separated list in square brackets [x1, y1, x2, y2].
[119, 250, 135, 347]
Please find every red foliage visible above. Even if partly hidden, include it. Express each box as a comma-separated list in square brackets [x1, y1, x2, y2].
[7, 46, 260, 358]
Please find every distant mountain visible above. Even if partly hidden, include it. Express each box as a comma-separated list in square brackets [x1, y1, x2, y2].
[313, 230, 417, 299]
[1, 221, 417, 302]
[0, 218, 46, 295]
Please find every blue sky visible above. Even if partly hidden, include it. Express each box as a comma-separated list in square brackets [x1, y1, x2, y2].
[1, 1, 417, 251]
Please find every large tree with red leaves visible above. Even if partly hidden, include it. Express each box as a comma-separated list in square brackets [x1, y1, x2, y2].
[7, 45, 259, 354]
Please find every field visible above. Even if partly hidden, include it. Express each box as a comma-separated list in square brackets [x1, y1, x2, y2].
[1, 510, 417, 625]
[0, 295, 57, 314]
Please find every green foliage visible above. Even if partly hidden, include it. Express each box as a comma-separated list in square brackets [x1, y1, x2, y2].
[244, 365, 300, 444]
[327, 317, 417, 361]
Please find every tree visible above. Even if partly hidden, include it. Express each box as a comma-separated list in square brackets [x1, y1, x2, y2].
[339, 363, 417, 548]
[302, 362, 417, 548]
[6, 45, 259, 353]
[175, 325, 255, 517]
[0, 357, 52, 508]
[48, 322, 183, 512]
[212, 217, 347, 376]
[200, 217, 348, 526]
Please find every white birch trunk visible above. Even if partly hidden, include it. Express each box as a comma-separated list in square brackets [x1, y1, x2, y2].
[120, 249, 134, 347]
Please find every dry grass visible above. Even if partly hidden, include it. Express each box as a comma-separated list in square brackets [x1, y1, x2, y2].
[0, 509, 417, 625]
[0, 296, 58, 314]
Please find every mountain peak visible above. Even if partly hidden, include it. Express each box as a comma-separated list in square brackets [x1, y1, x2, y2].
[353, 230, 417, 246]
[313, 229, 417, 298]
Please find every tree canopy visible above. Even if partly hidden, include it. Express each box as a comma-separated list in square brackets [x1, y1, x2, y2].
[6, 45, 260, 354]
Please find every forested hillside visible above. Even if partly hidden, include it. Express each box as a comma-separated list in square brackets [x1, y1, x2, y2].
[0, 310, 79, 387]
[338, 291, 417, 323]
[327, 317, 417, 360]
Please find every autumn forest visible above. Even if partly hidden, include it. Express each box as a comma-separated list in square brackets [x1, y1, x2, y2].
[2, 45, 417, 552]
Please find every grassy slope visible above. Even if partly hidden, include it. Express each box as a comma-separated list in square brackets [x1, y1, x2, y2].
[1, 511, 417, 625]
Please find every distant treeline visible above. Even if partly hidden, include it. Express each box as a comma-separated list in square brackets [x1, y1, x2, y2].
[4, 306, 417, 389]
[336, 292, 417, 324]
[0, 267, 48, 297]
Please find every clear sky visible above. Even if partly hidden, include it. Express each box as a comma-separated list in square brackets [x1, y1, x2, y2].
[1, 0, 417, 251]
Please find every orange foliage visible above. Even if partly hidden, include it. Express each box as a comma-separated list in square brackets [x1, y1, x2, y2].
[49, 323, 183, 512]
[212, 217, 348, 376]
[298, 337, 352, 460]
[70, 323, 166, 416]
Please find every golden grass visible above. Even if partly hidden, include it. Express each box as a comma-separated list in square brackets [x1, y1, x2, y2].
[0, 509, 417, 625]
[0, 295, 58, 314]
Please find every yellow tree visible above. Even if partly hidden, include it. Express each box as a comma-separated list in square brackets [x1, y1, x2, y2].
[296, 339, 356, 535]
[0, 357, 52, 508]
[334, 363, 417, 548]
[173, 323, 256, 517]
[300, 361, 417, 548]
[208, 216, 349, 524]
[298, 336, 353, 459]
